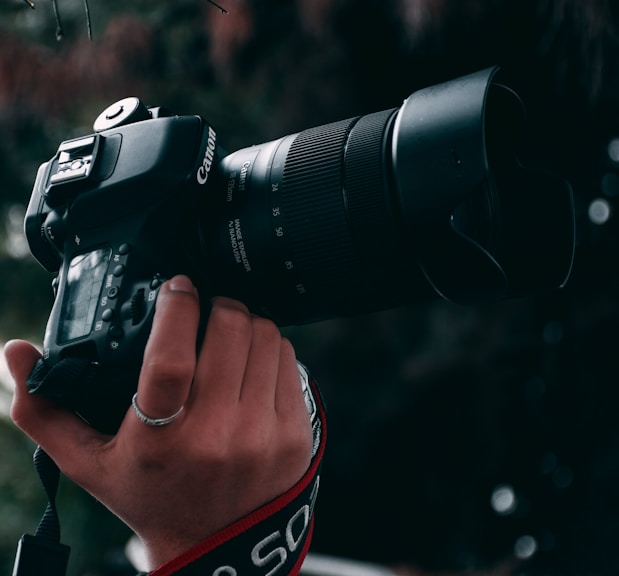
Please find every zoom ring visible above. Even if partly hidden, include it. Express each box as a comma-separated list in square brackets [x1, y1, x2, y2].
[282, 117, 358, 305]
[281, 110, 396, 307]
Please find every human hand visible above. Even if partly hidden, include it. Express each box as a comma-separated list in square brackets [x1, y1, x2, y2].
[6, 275, 314, 569]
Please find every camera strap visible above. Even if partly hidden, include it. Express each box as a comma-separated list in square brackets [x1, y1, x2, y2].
[12, 446, 71, 576]
[12, 357, 103, 576]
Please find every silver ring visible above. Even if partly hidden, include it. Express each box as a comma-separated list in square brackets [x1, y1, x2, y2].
[131, 393, 184, 427]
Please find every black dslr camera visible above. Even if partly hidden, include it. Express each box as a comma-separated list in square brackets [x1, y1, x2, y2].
[24, 66, 575, 433]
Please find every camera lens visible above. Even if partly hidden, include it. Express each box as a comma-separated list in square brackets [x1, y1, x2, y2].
[199, 67, 574, 324]
[450, 176, 500, 255]
[201, 107, 434, 324]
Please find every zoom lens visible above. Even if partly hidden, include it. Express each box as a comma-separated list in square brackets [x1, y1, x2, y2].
[199, 67, 574, 325]
[201, 107, 432, 325]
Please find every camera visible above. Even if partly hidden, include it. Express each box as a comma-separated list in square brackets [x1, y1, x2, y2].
[24, 66, 575, 433]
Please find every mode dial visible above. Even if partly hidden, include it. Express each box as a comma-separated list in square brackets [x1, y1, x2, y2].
[93, 97, 151, 132]
[41, 210, 67, 251]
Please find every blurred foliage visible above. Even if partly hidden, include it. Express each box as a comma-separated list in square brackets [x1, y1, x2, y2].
[2, 1, 619, 575]
[0, 418, 133, 575]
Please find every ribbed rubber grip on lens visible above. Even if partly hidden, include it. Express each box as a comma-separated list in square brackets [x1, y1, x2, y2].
[281, 109, 396, 297]
[344, 108, 398, 266]
[281, 117, 358, 283]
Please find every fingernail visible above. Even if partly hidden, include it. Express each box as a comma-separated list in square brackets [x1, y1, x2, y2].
[168, 275, 196, 294]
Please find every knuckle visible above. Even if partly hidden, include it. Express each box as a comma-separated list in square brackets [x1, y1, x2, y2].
[284, 423, 313, 459]
[209, 299, 253, 335]
[236, 427, 271, 463]
[9, 402, 29, 434]
[251, 316, 282, 346]
[141, 355, 194, 386]
[195, 436, 231, 468]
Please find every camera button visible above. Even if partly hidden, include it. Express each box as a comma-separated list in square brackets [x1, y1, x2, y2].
[105, 103, 125, 121]
[150, 276, 163, 289]
[102, 309, 114, 322]
[118, 243, 131, 255]
[42, 211, 66, 249]
[108, 286, 119, 299]
[109, 326, 124, 339]
[113, 264, 125, 277]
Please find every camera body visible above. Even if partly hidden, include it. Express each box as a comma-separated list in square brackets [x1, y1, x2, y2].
[25, 101, 217, 430]
[24, 68, 576, 432]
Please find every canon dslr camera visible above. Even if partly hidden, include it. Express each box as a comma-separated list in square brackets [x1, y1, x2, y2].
[24, 66, 575, 433]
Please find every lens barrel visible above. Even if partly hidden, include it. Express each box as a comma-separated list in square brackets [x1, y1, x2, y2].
[201, 66, 574, 325]
[203, 106, 436, 324]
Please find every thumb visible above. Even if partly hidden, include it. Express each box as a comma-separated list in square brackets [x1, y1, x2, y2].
[5, 340, 107, 472]
[5, 339, 51, 433]
[4, 339, 40, 391]
[5, 339, 55, 441]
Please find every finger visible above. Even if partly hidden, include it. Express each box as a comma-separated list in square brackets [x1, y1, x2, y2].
[4, 339, 41, 392]
[131, 275, 200, 427]
[6, 340, 106, 476]
[274, 338, 307, 421]
[191, 297, 253, 414]
[238, 315, 283, 412]
[6, 339, 44, 434]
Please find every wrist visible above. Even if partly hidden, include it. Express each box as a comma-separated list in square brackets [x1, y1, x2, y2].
[149, 458, 322, 576]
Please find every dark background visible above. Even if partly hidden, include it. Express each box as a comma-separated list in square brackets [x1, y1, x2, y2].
[2, 1, 619, 574]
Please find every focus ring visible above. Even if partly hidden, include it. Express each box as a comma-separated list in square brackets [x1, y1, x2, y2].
[281, 110, 396, 308]
[344, 108, 398, 268]
[282, 117, 359, 294]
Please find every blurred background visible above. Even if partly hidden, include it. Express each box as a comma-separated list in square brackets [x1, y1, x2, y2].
[2, 0, 619, 574]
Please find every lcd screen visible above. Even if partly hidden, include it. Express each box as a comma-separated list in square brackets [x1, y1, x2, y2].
[58, 248, 111, 343]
